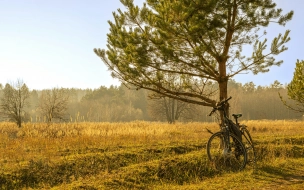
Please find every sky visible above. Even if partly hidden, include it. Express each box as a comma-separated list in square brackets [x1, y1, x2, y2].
[0, 0, 304, 90]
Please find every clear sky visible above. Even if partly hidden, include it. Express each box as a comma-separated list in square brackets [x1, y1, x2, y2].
[0, 0, 303, 90]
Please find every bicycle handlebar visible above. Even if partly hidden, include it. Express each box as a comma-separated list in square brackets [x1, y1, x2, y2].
[208, 96, 232, 116]
[208, 108, 217, 116]
[217, 96, 232, 106]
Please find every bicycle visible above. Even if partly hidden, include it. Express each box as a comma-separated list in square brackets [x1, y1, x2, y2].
[206, 96, 256, 171]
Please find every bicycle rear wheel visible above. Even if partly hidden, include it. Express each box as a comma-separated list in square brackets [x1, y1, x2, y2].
[207, 131, 247, 171]
[240, 126, 256, 166]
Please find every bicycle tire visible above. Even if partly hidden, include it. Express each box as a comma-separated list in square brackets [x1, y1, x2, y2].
[240, 126, 256, 166]
[207, 131, 247, 171]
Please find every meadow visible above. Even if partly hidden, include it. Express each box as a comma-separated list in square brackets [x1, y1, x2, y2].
[0, 120, 304, 189]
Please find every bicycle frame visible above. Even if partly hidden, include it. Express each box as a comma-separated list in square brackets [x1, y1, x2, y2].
[210, 97, 242, 155]
[214, 103, 235, 153]
[207, 96, 254, 171]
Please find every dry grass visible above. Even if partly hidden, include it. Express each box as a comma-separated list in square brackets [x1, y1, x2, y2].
[0, 120, 303, 189]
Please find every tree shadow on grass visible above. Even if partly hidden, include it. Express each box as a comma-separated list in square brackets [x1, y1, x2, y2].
[256, 165, 304, 186]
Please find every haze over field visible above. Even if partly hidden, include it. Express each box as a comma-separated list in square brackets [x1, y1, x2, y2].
[1, 0, 304, 90]
[1, 1, 304, 189]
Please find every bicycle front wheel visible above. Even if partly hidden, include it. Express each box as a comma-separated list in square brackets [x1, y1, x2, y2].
[207, 131, 247, 172]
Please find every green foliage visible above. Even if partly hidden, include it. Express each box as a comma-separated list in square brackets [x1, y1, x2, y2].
[280, 60, 304, 113]
[95, 0, 293, 106]
[82, 85, 123, 101]
[78, 85, 148, 122]
[0, 80, 300, 123]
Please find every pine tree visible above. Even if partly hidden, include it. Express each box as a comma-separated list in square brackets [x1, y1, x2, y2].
[94, 0, 293, 110]
[280, 60, 304, 113]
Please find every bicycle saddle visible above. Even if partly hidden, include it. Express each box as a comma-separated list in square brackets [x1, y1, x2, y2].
[232, 114, 242, 119]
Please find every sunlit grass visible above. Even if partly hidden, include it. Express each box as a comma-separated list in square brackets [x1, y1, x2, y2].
[0, 120, 303, 189]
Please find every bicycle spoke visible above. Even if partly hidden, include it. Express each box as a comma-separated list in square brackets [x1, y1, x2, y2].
[207, 132, 247, 172]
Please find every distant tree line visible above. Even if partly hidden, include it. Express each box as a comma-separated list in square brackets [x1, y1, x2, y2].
[0, 79, 302, 127]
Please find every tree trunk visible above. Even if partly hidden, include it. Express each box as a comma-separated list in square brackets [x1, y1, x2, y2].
[219, 80, 228, 102]
[171, 99, 175, 124]
[219, 79, 229, 115]
[17, 117, 22, 128]
[163, 98, 171, 123]
[218, 61, 229, 117]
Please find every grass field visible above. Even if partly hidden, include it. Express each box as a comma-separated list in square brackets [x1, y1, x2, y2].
[0, 120, 303, 189]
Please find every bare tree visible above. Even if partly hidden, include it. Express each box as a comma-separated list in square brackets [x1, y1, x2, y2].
[148, 93, 198, 123]
[38, 88, 70, 123]
[0, 80, 30, 127]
